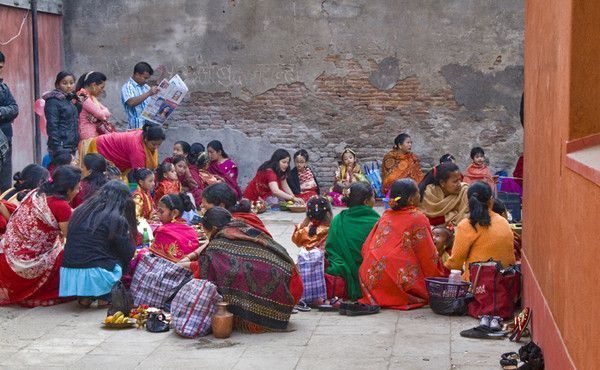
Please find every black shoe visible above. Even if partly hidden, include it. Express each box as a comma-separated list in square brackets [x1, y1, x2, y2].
[344, 303, 380, 316]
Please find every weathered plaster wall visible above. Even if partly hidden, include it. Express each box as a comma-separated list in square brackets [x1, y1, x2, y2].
[63, 0, 523, 187]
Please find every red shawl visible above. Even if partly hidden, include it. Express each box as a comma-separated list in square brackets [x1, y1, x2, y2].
[232, 212, 272, 237]
[358, 207, 444, 310]
[149, 220, 199, 262]
[463, 163, 496, 192]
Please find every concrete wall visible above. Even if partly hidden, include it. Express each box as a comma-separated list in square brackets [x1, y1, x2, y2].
[62, 0, 524, 188]
[523, 0, 600, 368]
[0, 5, 62, 172]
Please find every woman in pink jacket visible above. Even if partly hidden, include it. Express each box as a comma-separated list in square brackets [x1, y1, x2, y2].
[76, 72, 110, 141]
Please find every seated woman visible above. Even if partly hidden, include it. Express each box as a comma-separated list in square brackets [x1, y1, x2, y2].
[207, 140, 242, 198]
[162, 140, 191, 164]
[0, 166, 81, 307]
[292, 196, 332, 250]
[201, 182, 271, 237]
[287, 149, 321, 203]
[131, 168, 156, 220]
[59, 180, 136, 307]
[418, 162, 469, 227]
[380, 134, 424, 194]
[71, 153, 108, 208]
[0, 164, 50, 205]
[243, 149, 303, 205]
[153, 162, 181, 204]
[329, 148, 369, 206]
[195, 151, 224, 192]
[358, 179, 445, 310]
[325, 182, 379, 302]
[445, 182, 515, 279]
[179, 207, 302, 333]
[149, 193, 199, 262]
[173, 155, 201, 207]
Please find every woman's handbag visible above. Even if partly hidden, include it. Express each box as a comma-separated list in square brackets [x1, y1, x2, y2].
[467, 260, 521, 319]
[130, 253, 192, 308]
[170, 279, 222, 338]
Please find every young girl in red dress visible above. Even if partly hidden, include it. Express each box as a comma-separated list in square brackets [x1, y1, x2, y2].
[131, 168, 156, 220]
[153, 162, 181, 204]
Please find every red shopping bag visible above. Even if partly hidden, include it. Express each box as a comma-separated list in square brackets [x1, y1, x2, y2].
[468, 260, 521, 319]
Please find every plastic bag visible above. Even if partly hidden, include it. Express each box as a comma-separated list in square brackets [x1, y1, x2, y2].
[107, 281, 134, 316]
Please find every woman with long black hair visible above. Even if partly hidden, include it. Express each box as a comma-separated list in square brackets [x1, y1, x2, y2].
[59, 180, 137, 307]
[243, 149, 303, 204]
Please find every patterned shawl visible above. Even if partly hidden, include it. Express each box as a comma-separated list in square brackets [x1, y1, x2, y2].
[208, 159, 242, 198]
[1, 191, 63, 282]
[381, 150, 424, 193]
[197, 221, 296, 330]
[150, 220, 199, 262]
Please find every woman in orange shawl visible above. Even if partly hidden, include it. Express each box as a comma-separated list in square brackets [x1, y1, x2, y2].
[381, 134, 424, 194]
[359, 179, 445, 310]
[85, 123, 165, 178]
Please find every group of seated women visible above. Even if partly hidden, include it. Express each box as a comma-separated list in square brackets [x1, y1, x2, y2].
[0, 126, 520, 333]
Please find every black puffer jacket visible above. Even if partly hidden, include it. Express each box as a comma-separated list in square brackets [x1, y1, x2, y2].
[43, 89, 80, 152]
[0, 80, 19, 126]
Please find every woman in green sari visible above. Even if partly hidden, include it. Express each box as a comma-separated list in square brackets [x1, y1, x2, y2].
[325, 182, 380, 313]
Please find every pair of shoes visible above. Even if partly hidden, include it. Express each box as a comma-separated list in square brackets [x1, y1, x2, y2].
[499, 351, 519, 369]
[340, 302, 380, 316]
[518, 341, 544, 369]
[479, 315, 503, 331]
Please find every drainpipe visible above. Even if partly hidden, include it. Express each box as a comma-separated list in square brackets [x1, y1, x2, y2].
[31, 0, 42, 163]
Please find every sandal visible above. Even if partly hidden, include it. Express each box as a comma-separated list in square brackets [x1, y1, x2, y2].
[77, 298, 92, 308]
[90, 299, 111, 309]
[509, 307, 531, 342]
[294, 301, 312, 312]
[318, 297, 342, 312]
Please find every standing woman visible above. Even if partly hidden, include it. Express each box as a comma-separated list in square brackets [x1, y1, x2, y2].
[243, 149, 303, 205]
[60, 180, 137, 307]
[76, 72, 110, 162]
[87, 123, 165, 178]
[380, 133, 424, 194]
[207, 140, 242, 198]
[44, 71, 80, 155]
[0, 166, 81, 307]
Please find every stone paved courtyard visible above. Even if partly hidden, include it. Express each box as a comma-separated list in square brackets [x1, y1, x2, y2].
[0, 208, 521, 369]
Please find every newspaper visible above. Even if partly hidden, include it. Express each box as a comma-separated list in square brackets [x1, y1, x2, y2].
[141, 74, 189, 124]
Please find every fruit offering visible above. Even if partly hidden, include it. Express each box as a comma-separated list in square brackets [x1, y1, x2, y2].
[104, 311, 133, 325]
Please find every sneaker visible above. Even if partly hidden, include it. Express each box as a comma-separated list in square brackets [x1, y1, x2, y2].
[344, 303, 380, 316]
[479, 315, 491, 327]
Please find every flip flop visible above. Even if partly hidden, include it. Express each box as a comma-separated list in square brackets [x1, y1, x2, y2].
[318, 297, 342, 312]
[295, 301, 312, 312]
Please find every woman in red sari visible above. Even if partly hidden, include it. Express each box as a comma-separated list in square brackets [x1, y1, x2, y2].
[86, 123, 165, 178]
[0, 166, 82, 307]
[359, 179, 445, 310]
[150, 193, 199, 262]
[201, 183, 272, 237]
[207, 140, 242, 198]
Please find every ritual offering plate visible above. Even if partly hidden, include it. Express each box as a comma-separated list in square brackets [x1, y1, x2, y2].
[288, 205, 307, 213]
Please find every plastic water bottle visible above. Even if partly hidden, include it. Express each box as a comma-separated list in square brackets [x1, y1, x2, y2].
[446, 270, 462, 298]
[142, 228, 150, 248]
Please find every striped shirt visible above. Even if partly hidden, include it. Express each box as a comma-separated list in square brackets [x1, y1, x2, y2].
[121, 77, 150, 129]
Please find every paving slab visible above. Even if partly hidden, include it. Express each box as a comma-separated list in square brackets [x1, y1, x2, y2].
[0, 207, 521, 369]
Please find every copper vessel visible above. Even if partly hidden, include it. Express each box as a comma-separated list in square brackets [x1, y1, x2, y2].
[211, 302, 233, 338]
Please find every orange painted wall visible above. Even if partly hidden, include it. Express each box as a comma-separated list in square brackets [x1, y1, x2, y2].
[524, 0, 600, 368]
[0, 5, 62, 171]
